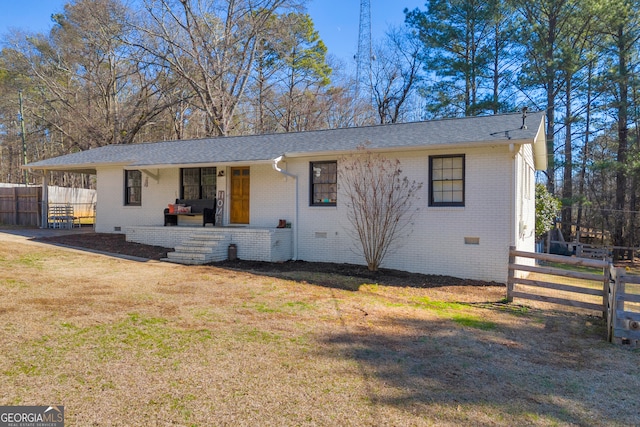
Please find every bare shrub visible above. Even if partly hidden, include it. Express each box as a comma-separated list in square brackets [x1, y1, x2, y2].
[339, 145, 423, 271]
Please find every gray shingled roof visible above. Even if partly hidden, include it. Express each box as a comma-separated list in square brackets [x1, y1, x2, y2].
[25, 111, 545, 173]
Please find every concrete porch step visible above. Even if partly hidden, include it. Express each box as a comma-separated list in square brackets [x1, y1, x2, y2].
[174, 245, 217, 253]
[164, 249, 226, 263]
[163, 232, 230, 265]
[165, 252, 210, 262]
[189, 233, 229, 242]
[163, 252, 225, 264]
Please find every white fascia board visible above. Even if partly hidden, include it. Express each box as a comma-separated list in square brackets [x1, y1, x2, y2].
[130, 159, 275, 169]
[281, 140, 525, 159]
[24, 161, 133, 174]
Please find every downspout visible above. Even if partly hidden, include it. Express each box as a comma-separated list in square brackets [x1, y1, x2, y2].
[272, 156, 298, 260]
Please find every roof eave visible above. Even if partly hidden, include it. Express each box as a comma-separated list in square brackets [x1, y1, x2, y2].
[282, 139, 525, 159]
[131, 159, 275, 169]
[23, 161, 133, 175]
[23, 165, 98, 175]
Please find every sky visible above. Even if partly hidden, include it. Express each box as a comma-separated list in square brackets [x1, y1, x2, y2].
[0, 0, 425, 64]
[307, 0, 425, 65]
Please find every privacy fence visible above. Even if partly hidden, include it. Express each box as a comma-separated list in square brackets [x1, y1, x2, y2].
[0, 185, 96, 227]
[508, 246, 640, 348]
[0, 186, 42, 226]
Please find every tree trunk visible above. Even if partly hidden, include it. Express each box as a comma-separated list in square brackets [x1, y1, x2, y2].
[561, 77, 573, 241]
[545, 14, 557, 194]
[614, 25, 628, 261]
[576, 61, 593, 234]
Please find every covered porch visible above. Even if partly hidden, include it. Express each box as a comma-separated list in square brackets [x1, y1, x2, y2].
[125, 225, 293, 265]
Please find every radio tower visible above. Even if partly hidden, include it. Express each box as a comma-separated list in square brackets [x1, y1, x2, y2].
[355, 0, 372, 99]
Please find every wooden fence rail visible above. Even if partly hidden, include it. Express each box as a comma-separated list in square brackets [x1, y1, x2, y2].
[608, 268, 640, 348]
[508, 246, 640, 347]
[507, 246, 610, 315]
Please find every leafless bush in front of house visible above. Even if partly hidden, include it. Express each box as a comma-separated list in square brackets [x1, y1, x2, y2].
[339, 145, 423, 272]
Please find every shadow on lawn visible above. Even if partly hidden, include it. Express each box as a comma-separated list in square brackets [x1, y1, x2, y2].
[214, 258, 632, 424]
[314, 306, 631, 426]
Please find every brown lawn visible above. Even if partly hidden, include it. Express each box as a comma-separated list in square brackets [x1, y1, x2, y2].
[0, 229, 638, 426]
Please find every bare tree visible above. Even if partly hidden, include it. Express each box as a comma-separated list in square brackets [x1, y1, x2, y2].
[369, 27, 422, 124]
[338, 145, 423, 272]
[138, 0, 301, 136]
[3, 0, 181, 150]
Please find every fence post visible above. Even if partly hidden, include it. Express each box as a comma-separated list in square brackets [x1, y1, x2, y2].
[607, 266, 616, 342]
[507, 246, 515, 302]
[12, 187, 18, 225]
[546, 232, 550, 254]
[614, 268, 626, 345]
[603, 263, 611, 318]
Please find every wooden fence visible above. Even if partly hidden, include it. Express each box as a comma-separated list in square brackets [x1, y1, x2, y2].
[507, 246, 610, 314]
[608, 268, 640, 348]
[549, 238, 640, 262]
[508, 246, 640, 347]
[0, 186, 42, 226]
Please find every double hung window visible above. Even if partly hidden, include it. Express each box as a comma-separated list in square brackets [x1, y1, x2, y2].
[429, 155, 465, 206]
[125, 170, 142, 206]
[310, 161, 337, 206]
[181, 167, 216, 200]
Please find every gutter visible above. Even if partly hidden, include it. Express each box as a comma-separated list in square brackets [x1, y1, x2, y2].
[272, 156, 298, 260]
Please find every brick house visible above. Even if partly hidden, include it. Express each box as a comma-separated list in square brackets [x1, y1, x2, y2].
[25, 112, 547, 283]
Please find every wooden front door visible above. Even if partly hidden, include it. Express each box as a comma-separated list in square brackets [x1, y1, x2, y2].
[230, 167, 250, 224]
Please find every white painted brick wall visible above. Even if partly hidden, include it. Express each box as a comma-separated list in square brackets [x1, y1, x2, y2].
[96, 167, 180, 233]
[288, 147, 518, 283]
[226, 228, 292, 262]
[249, 164, 296, 227]
[126, 225, 198, 248]
[514, 144, 537, 268]
[97, 143, 537, 283]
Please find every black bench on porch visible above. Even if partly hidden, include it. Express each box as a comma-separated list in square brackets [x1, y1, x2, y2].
[164, 199, 215, 227]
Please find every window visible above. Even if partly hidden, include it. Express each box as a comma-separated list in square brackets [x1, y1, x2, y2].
[429, 155, 464, 206]
[125, 170, 142, 206]
[181, 167, 216, 199]
[310, 161, 337, 206]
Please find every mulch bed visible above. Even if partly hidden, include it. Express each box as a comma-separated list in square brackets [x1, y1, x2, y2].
[35, 232, 172, 261]
[35, 232, 498, 288]
[213, 259, 498, 288]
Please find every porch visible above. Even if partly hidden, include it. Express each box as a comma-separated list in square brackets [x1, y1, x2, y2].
[125, 225, 293, 265]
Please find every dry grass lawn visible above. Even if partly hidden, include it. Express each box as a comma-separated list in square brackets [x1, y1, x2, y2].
[0, 231, 639, 426]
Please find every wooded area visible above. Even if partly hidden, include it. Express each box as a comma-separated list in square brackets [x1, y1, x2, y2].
[1, 0, 640, 251]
